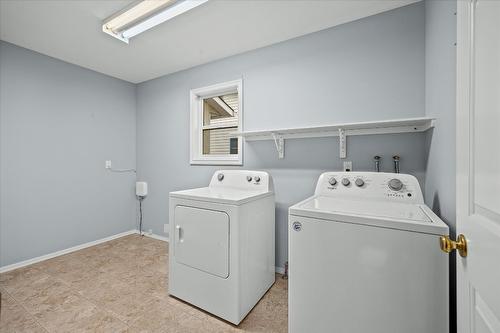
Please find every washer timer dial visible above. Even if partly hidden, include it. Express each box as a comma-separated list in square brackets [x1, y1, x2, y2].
[388, 178, 403, 191]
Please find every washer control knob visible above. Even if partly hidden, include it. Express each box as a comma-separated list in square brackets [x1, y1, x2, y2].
[254, 176, 261, 183]
[328, 177, 337, 186]
[355, 178, 364, 187]
[217, 173, 224, 181]
[342, 178, 350, 186]
[388, 178, 403, 191]
[246, 176, 253, 182]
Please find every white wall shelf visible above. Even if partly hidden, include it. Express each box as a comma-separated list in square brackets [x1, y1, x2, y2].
[233, 117, 435, 159]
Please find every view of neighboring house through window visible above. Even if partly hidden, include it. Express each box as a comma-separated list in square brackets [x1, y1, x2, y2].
[190, 79, 242, 165]
[202, 93, 239, 155]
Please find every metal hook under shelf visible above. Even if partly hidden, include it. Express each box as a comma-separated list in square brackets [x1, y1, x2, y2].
[271, 133, 285, 159]
[338, 128, 347, 159]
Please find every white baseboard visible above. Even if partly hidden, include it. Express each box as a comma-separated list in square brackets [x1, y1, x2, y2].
[136, 230, 169, 242]
[1, 229, 286, 275]
[0, 230, 137, 273]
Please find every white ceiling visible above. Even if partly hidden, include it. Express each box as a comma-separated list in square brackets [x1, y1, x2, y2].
[0, 0, 419, 83]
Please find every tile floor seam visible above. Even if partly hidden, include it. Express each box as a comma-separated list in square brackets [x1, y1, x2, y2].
[123, 294, 174, 328]
[31, 261, 134, 331]
[64, 286, 132, 330]
[88, 260, 168, 329]
[1, 287, 51, 333]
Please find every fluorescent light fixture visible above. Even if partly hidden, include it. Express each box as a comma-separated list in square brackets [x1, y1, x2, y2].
[103, 0, 209, 43]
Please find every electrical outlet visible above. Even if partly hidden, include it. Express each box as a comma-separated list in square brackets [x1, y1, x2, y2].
[343, 161, 352, 172]
[164, 224, 168, 234]
[148, 229, 153, 236]
[105, 160, 112, 169]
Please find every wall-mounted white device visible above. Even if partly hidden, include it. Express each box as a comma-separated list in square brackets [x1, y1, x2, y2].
[136, 181, 148, 198]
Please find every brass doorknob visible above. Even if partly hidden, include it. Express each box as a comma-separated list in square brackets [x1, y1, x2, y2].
[439, 234, 468, 257]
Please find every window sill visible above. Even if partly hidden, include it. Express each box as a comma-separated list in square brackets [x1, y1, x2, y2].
[190, 156, 242, 166]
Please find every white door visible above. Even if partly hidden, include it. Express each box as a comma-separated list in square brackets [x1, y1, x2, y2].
[174, 205, 230, 278]
[456, 1, 500, 332]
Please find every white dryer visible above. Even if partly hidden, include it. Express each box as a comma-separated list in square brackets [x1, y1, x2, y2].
[288, 172, 449, 333]
[169, 170, 275, 324]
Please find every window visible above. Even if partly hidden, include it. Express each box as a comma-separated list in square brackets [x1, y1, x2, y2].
[190, 80, 242, 165]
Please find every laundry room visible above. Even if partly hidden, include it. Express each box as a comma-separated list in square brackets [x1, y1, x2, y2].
[1, 0, 499, 332]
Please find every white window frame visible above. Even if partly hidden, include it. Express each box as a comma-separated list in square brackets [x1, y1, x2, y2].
[190, 79, 243, 165]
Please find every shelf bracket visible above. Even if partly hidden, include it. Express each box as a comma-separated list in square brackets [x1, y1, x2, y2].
[272, 133, 285, 159]
[339, 128, 347, 159]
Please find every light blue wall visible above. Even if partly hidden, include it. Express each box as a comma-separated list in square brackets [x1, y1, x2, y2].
[424, 1, 457, 332]
[0, 42, 137, 266]
[136, 2, 426, 269]
[424, 0, 457, 231]
[0, 2, 432, 270]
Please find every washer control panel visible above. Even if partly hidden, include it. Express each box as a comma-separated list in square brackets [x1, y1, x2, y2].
[316, 172, 423, 204]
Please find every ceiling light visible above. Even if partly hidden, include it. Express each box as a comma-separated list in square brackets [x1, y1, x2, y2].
[103, 0, 209, 44]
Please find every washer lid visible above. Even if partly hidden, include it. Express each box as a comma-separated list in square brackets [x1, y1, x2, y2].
[289, 196, 448, 235]
[170, 187, 272, 205]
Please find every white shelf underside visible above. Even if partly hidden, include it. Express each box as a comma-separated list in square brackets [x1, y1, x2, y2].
[233, 117, 434, 141]
[232, 117, 435, 159]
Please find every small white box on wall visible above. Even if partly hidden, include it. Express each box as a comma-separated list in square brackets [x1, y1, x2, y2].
[136, 182, 148, 197]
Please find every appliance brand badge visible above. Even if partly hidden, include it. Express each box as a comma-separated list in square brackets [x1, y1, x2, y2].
[292, 222, 302, 232]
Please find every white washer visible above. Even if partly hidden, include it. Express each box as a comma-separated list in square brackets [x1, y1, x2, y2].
[288, 172, 449, 333]
[169, 170, 275, 324]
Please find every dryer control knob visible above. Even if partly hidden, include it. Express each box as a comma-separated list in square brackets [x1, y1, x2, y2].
[254, 176, 261, 183]
[246, 176, 253, 182]
[217, 173, 224, 181]
[342, 178, 350, 186]
[328, 177, 337, 186]
[355, 178, 364, 187]
[388, 178, 403, 191]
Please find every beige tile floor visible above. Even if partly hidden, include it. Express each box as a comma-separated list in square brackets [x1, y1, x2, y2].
[0, 234, 287, 333]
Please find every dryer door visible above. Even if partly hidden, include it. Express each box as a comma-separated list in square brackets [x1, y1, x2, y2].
[174, 205, 229, 278]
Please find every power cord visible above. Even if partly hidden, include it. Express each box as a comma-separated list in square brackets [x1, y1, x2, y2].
[107, 168, 136, 173]
[138, 196, 145, 236]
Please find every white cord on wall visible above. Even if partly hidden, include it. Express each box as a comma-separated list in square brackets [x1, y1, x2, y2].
[107, 168, 136, 173]
[105, 160, 136, 173]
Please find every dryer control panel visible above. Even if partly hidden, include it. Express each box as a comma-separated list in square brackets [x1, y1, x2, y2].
[209, 170, 274, 192]
[315, 172, 424, 204]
